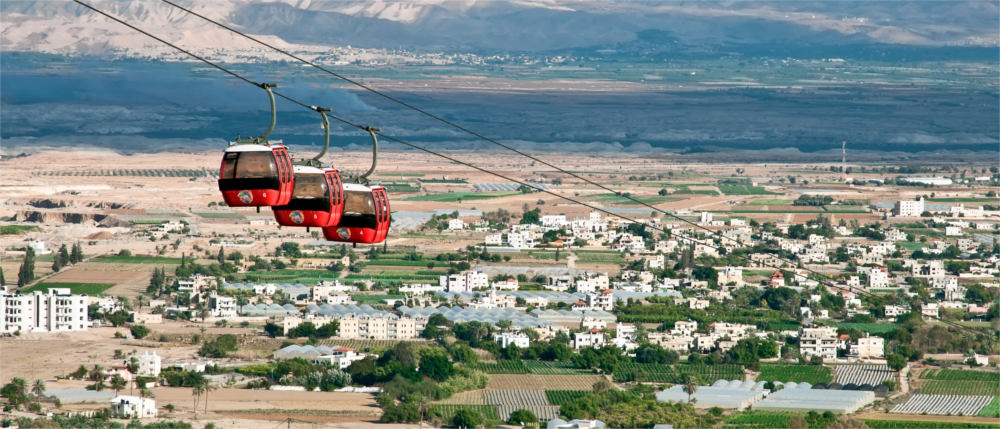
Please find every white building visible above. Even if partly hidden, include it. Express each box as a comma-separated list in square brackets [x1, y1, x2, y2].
[541, 215, 569, 228]
[494, 332, 530, 349]
[574, 330, 606, 349]
[439, 271, 489, 293]
[894, 197, 925, 217]
[447, 218, 466, 230]
[864, 266, 889, 289]
[921, 303, 940, 319]
[131, 351, 162, 377]
[337, 315, 420, 340]
[851, 335, 885, 360]
[110, 396, 156, 418]
[799, 327, 838, 361]
[209, 294, 237, 318]
[884, 305, 909, 320]
[586, 290, 615, 311]
[717, 266, 744, 287]
[1, 287, 89, 334]
[314, 347, 367, 369]
[399, 283, 445, 295]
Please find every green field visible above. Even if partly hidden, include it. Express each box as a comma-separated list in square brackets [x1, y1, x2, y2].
[979, 397, 1000, 417]
[0, 225, 39, 235]
[236, 269, 341, 283]
[921, 380, 1000, 396]
[718, 184, 778, 195]
[378, 173, 425, 177]
[757, 364, 833, 384]
[574, 250, 625, 264]
[95, 255, 183, 264]
[927, 198, 997, 203]
[350, 294, 406, 304]
[129, 219, 167, 225]
[466, 360, 529, 374]
[381, 183, 421, 192]
[400, 233, 448, 239]
[524, 360, 594, 375]
[21, 282, 114, 295]
[748, 199, 792, 206]
[589, 193, 681, 205]
[418, 178, 468, 184]
[193, 211, 244, 219]
[827, 322, 897, 334]
[403, 191, 519, 202]
[365, 259, 429, 267]
[613, 363, 743, 384]
[862, 419, 1000, 429]
[431, 404, 499, 422]
[545, 390, 588, 406]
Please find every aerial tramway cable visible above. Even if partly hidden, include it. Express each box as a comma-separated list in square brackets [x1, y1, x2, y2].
[72, 0, 994, 343]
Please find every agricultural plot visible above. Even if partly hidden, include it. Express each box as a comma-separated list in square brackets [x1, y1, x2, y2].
[430, 404, 499, 422]
[434, 390, 485, 405]
[979, 397, 1000, 417]
[545, 390, 588, 406]
[718, 184, 777, 195]
[483, 390, 560, 421]
[524, 360, 593, 375]
[0, 225, 38, 235]
[487, 374, 604, 391]
[863, 419, 1000, 429]
[193, 211, 244, 219]
[468, 361, 529, 374]
[614, 363, 744, 384]
[829, 322, 897, 334]
[21, 282, 113, 295]
[921, 380, 1000, 397]
[757, 364, 832, 384]
[589, 193, 681, 205]
[38, 168, 212, 177]
[350, 294, 406, 304]
[364, 259, 429, 267]
[403, 191, 519, 202]
[722, 411, 813, 428]
[891, 394, 994, 416]
[921, 369, 1000, 383]
[94, 255, 183, 264]
[833, 364, 894, 386]
[574, 250, 625, 264]
[315, 339, 428, 350]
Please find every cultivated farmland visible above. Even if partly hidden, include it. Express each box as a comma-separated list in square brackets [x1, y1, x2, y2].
[757, 364, 833, 384]
[487, 374, 605, 390]
[891, 394, 994, 416]
[833, 364, 895, 386]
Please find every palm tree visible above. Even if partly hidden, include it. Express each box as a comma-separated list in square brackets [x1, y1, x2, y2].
[203, 381, 218, 414]
[191, 383, 205, 418]
[682, 374, 698, 404]
[31, 379, 45, 399]
[110, 375, 127, 395]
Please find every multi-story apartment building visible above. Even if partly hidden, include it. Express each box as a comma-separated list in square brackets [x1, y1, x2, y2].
[799, 327, 838, 361]
[1, 287, 89, 334]
[337, 315, 420, 340]
[209, 294, 237, 318]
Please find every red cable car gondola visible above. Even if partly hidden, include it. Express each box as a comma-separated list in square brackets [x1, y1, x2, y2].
[218, 144, 294, 207]
[321, 126, 391, 244]
[272, 165, 344, 228]
[217, 83, 295, 208]
[322, 183, 390, 244]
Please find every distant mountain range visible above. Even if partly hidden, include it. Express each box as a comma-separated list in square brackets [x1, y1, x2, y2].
[2, 0, 997, 61]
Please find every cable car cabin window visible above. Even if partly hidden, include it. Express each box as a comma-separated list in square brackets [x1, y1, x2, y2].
[279, 174, 330, 211]
[338, 190, 377, 229]
[219, 151, 280, 190]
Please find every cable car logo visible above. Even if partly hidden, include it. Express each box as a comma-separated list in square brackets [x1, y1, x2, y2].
[289, 211, 304, 224]
[336, 227, 351, 240]
[237, 190, 253, 204]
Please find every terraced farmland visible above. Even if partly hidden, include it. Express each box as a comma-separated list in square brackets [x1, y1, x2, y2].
[921, 380, 1000, 396]
[757, 364, 832, 384]
[484, 390, 559, 420]
[467, 360, 529, 374]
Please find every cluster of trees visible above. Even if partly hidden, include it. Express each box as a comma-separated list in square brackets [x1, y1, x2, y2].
[50, 243, 79, 273]
[345, 342, 488, 424]
[285, 321, 339, 339]
[147, 266, 168, 295]
[559, 386, 706, 428]
[197, 334, 238, 358]
[793, 195, 834, 206]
